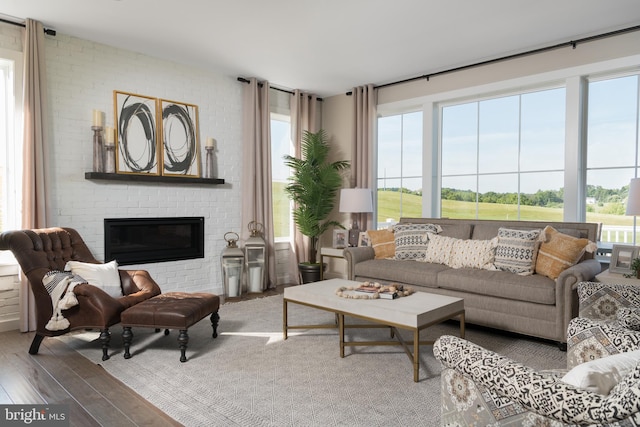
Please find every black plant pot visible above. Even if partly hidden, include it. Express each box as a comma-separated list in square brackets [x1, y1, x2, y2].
[298, 263, 327, 284]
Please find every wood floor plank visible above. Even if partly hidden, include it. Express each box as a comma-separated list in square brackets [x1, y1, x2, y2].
[6, 351, 102, 427]
[0, 353, 46, 404]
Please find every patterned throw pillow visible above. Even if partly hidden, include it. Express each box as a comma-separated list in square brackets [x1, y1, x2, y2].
[449, 237, 499, 269]
[424, 234, 457, 265]
[535, 226, 597, 279]
[493, 228, 542, 275]
[617, 307, 640, 331]
[367, 229, 395, 259]
[393, 223, 442, 261]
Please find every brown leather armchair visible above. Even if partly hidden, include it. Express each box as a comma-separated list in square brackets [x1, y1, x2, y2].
[0, 227, 161, 360]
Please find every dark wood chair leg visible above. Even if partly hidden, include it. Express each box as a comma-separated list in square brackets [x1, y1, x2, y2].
[28, 334, 45, 355]
[178, 329, 189, 362]
[122, 327, 133, 359]
[210, 311, 219, 338]
[99, 328, 111, 361]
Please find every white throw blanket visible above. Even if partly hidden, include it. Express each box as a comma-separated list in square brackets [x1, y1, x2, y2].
[42, 270, 88, 331]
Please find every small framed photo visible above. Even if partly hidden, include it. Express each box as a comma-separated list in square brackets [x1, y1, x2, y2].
[610, 244, 639, 274]
[333, 229, 347, 249]
[358, 231, 369, 247]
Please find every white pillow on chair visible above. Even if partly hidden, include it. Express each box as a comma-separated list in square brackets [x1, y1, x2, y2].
[561, 349, 640, 395]
[64, 260, 123, 298]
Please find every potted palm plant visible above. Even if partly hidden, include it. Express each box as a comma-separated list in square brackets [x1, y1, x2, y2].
[284, 129, 350, 283]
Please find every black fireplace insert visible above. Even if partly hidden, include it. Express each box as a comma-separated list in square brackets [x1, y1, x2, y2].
[104, 217, 204, 265]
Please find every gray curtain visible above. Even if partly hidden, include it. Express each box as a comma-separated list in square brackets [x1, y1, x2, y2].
[20, 19, 51, 331]
[352, 84, 377, 231]
[241, 78, 276, 289]
[287, 90, 320, 282]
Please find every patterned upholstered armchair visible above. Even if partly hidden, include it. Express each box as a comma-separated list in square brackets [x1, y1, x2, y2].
[567, 281, 640, 367]
[433, 281, 640, 426]
[434, 335, 640, 426]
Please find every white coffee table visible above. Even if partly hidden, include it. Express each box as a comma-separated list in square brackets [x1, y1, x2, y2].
[283, 279, 465, 382]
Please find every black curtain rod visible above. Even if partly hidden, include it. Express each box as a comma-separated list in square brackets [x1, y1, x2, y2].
[0, 17, 56, 35]
[346, 23, 640, 95]
[237, 77, 323, 101]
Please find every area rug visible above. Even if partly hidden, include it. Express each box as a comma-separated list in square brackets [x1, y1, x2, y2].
[60, 294, 566, 426]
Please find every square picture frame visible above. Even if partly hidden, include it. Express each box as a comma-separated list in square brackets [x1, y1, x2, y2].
[358, 231, 369, 247]
[159, 98, 201, 177]
[333, 229, 347, 249]
[114, 91, 160, 176]
[609, 244, 639, 274]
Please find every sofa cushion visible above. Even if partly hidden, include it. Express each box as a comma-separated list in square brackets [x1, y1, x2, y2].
[449, 237, 498, 270]
[535, 226, 597, 279]
[494, 228, 542, 275]
[561, 349, 640, 395]
[436, 268, 556, 305]
[353, 258, 447, 287]
[367, 229, 395, 259]
[393, 223, 442, 261]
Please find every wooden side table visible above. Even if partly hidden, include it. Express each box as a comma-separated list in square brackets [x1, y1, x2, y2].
[319, 247, 346, 280]
[595, 269, 640, 286]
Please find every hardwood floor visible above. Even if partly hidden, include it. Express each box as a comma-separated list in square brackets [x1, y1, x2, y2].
[0, 286, 286, 427]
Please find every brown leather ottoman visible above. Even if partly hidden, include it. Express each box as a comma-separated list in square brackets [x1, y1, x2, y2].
[121, 292, 220, 362]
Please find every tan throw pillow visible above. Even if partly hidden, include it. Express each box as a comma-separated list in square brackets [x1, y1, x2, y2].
[449, 237, 499, 269]
[367, 229, 395, 259]
[535, 226, 597, 279]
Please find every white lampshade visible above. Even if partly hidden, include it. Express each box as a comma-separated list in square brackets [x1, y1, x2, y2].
[339, 188, 373, 213]
[627, 178, 640, 216]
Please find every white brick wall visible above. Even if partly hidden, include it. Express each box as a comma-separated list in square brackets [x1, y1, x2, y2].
[1, 25, 244, 299]
[44, 34, 243, 296]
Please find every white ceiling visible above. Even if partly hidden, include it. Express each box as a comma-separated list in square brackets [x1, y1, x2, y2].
[2, 0, 640, 97]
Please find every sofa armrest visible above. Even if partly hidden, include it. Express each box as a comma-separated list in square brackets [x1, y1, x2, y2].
[556, 258, 603, 341]
[433, 335, 640, 425]
[343, 247, 375, 280]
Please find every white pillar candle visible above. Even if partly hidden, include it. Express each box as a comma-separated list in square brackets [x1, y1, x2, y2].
[205, 137, 215, 148]
[228, 276, 239, 297]
[249, 267, 262, 293]
[92, 110, 103, 127]
[105, 126, 115, 145]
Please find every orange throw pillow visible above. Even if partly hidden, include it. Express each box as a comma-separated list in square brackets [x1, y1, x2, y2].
[367, 229, 395, 259]
[535, 226, 596, 279]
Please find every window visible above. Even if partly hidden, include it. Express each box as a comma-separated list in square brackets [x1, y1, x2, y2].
[0, 50, 22, 234]
[440, 87, 566, 220]
[586, 74, 640, 244]
[270, 114, 293, 240]
[376, 111, 422, 228]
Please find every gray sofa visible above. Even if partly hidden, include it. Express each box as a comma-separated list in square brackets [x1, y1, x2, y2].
[344, 218, 602, 347]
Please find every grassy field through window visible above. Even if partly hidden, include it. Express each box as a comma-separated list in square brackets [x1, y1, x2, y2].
[273, 185, 636, 243]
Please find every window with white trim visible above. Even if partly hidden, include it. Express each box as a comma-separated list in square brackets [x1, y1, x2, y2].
[586, 73, 640, 244]
[440, 87, 566, 221]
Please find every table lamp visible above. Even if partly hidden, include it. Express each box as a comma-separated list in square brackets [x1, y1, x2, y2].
[339, 188, 373, 247]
